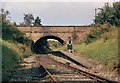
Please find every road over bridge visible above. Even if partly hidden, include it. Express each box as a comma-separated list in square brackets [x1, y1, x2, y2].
[17, 25, 92, 43]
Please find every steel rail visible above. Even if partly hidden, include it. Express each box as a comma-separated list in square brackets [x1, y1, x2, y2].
[36, 56, 57, 82]
[47, 54, 119, 83]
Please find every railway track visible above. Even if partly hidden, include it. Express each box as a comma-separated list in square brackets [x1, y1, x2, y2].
[35, 54, 119, 83]
[35, 54, 94, 82]
[10, 54, 119, 83]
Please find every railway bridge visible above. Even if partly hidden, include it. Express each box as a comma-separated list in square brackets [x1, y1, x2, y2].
[17, 26, 92, 53]
[18, 25, 92, 43]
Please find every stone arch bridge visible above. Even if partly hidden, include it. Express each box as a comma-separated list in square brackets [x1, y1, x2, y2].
[17, 25, 92, 44]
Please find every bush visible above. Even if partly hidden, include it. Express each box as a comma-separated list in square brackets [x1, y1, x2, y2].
[33, 39, 51, 54]
[85, 24, 110, 44]
[2, 22, 24, 41]
[2, 22, 33, 47]
[14, 36, 33, 46]
[85, 34, 97, 44]
[94, 2, 120, 27]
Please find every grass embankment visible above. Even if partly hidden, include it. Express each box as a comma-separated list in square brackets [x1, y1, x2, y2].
[75, 27, 118, 69]
[2, 39, 20, 81]
[57, 27, 118, 69]
[1, 39, 32, 81]
[1, 14, 33, 82]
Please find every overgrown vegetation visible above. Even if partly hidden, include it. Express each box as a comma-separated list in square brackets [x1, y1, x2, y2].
[1, 39, 32, 81]
[48, 40, 63, 50]
[1, 9, 33, 82]
[55, 1, 119, 74]
[56, 27, 118, 70]
[1, 39, 21, 81]
[94, 2, 120, 27]
[2, 22, 23, 40]
[74, 27, 118, 70]
[85, 24, 110, 44]
[38, 39, 51, 53]
[1, 1, 120, 81]
[2, 19, 33, 46]
[33, 39, 51, 54]
[1, 8, 33, 45]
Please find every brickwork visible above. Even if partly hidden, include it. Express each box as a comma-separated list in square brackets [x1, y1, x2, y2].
[17, 26, 92, 42]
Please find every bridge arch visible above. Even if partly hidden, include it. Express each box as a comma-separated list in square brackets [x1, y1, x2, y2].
[33, 35, 65, 54]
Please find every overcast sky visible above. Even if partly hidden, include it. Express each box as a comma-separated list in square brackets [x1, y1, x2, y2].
[1, 1, 118, 25]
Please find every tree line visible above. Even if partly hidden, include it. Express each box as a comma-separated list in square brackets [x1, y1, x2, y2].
[0, 8, 33, 46]
[94, 2, 120, 27]
[1, 1, 120, 27]
[0, 8, 42, 27]
[19, 13, 42, 26]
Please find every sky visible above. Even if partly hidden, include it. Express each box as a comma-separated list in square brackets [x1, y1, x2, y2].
[1, 0, 119, 26]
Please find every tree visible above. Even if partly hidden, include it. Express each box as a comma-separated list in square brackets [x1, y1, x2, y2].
[0, 9, 24, 41]
[34, 16, 42, 26]
[94, 2, 120, 27]
[23, 13, 34, 26]
[113, 2, 120, 26]
[19, 22, 25, 26]
[0, 8, 10, 24]
[12, 22, 17, 26]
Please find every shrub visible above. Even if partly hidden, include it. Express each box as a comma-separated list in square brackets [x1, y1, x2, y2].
[85, 24, 110, 44]
[2, 22, 24, 41]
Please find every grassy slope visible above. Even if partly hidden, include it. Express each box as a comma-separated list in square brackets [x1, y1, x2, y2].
[1, 39, 20, 81]
[74, 27, 118, 68]
[1, 39, 32, 81]
[2, 41, 21, 69]
[56, 27, 118, 69]
[1, 21, 32, 82]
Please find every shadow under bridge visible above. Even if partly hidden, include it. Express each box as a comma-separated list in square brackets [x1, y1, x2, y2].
[32, 35, 65, 54]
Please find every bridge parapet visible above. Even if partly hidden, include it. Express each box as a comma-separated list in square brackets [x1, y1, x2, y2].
[17, 26, 92, 42]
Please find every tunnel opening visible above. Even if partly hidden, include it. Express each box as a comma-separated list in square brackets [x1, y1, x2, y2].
[32, 35, 64, 54]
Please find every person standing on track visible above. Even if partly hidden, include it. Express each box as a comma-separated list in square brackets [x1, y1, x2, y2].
[67, 37, 73, 53]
